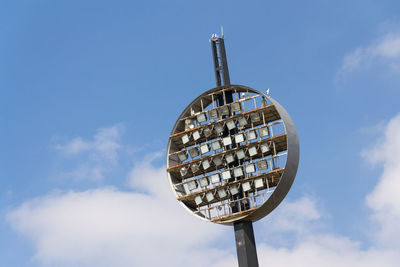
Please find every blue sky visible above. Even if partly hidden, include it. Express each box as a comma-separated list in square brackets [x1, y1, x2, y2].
[1, 1, 400, 266]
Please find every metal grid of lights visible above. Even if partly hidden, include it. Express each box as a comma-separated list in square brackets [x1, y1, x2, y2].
[167, 85, 289, 224]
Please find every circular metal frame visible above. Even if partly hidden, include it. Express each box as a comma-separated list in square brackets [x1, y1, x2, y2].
[166, 85, 299, 225]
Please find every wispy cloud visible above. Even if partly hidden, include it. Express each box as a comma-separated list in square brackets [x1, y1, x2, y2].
[339, 32, 400, 73]
[54, 125, 123, 181]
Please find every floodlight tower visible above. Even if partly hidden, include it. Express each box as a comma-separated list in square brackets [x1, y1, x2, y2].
[166, 34, 299, 267]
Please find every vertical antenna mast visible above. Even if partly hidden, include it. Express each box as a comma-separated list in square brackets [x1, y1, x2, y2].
[210, 34, 231, 87]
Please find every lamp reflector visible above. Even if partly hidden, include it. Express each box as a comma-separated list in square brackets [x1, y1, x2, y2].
[233, 167, 244, 177]
[200, 144, 210, 154]
[199, 177, 209, 187]
[238, 116, 247, 127]
[250, 112, 261, 123]
[215, 124, 224, 134]
[217, 189, 227, 198]
[248, 146, 258, 156]
[235, 133, 245, 143]
[191, 163, 200, 173]
[257, 159, 268, 170]
[225, 154, 235, 164]
[209, 109, 218, 119]
[193, 130, 201, 141]
[212, 140, 221, 150]
[245, 163, 256, 173]
[242, 181, 251, 192]
[189, 147, 199, 158]
[180, 167, 188, 176]
[246, 130, 257, 141]
[196, 113, 207, 123]
[236, 149, 246, 160]
[202, 159, 211, 170]
[260, 143, 270, 153]
[187, 180, 198, 190]
[181, 134, 190, 144]
[222, 136, 232, 146]
[210, 173, 220, 183]
[222, 170, 231, 180]
[185, 118, 195, 130]
[204, 127, 213, 137]
[231, 102, 241, 112]
[178, 151, 188, 162]
[226, 120, 236, 130]
[220, 105, 230, 116]
[229, 186, 239, 195]
[213, 156, 223, 166]
[194, 195, 202, 205]
[206, 192, 214, 202]
[259, 126, 269, 137]
[254, 178, 264, 189]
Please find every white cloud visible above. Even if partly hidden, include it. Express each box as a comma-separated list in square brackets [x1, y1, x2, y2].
[8, 115, 400, 266]
[7, 156, 230, 267]
[54, 125, 122, 181]
[340, 32, 400, 73]
[362, 113, 400, 249]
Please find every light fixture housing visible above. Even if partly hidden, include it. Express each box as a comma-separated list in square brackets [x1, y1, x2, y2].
[196, 113, 207, 123]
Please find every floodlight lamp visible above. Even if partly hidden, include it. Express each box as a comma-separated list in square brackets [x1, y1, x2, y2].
[222, 136, 232, 146]
[180, 166, 188, 177]
[213, 156, 223, 166]
[202, 159, 211, 170]
[211, 140, 221, 151]
[215, 124, 224, 134]
[254, 178, 264, 189]
[225, 154, 235, 164]
[193, 130, 201, 141]
[209, 109, 218, 120]
[226, 120, 236, 130]
[194, 195, 203, 206]
[200, 144, 210, 154]
[260, 143, 270, 153]
[245, 163, 256, 174]
[210, 173, 220, 183]
[248, 146, 258, 157]
[257, 159, 268, 170]
[259, 126, 269, 137]
[222, 170, 231, 180]
[229, 185, 239, 195]
[187, 180, 198, 190]
[178, 151, 188, 162]
[204, 127, 213, 137]
[233, 166, 244, 177]
[185, 118, 195, 130]
[181, 134, 190, 145]
[189, 147, 199, 158]
[220, 105, 230, 116]
[206, 192, 214, 202]
[191, 163, 200, 173]
[217, 188, 227, 198]
[250, 112, 261, 123]
[231, 102, 241, 112]
[196, 112, 207, 123]
[246, 130, 257, 141]
[199, 177, 209, 187]
[236, 149, 246, 160]
[235, 133, 245, 144]
[242, 181, 251, 192]
[238, 116, 248, 127]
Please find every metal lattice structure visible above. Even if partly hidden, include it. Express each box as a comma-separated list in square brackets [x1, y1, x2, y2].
[166, 85, 299, 224]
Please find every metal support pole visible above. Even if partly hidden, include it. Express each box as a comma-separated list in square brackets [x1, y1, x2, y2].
[234, 221, 259, 267]
[210, 34, 259, 267]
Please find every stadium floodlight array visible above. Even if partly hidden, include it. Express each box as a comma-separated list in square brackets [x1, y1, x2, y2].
[167, 85, 299, 224]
